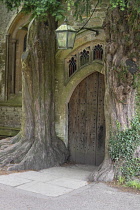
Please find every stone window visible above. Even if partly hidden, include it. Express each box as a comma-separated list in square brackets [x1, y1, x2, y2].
[5, 13, 30, 99]
[80, 49, 90, 67]
[93, 44, 103, 60]
[69, 57, 77, 77]
[65, 43, 104, 79]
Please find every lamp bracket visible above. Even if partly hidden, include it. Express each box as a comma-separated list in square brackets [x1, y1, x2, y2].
[79, 27, 99, 35]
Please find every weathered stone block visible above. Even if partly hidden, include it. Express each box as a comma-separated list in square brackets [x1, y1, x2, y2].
[0, 106, 22, 128]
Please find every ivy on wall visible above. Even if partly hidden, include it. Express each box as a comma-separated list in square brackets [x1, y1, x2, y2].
[109, 116, 140, 181]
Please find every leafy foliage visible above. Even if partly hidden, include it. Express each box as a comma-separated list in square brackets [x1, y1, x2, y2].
[73, 0, 140, 20]
[125, 180, 140, 190]
[109, 116, 140, 181]
[73, 0, 92, 20]
[118, 176, 140, 190]
[0, 0, 65, 20]
[110, 0, 140, 12]
[0, 0, 140, 21]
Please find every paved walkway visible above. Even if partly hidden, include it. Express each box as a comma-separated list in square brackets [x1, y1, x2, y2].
[0, 165, 140, 210]
[0, 164, 96, 197]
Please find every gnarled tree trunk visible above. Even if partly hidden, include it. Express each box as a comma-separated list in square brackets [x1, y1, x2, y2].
[89, 7, 139, 182]
[0, 15, 68, 170]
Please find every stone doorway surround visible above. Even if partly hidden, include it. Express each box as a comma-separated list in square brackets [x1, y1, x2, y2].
[55, 28, 106, 149]
[55, 57, 105, 147]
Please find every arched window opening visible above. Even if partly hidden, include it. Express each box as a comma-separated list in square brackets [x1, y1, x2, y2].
[5, 13, 30, 99]
[65, 43, 104, 81]
[69, 57, 77, 77]
[93, 44, 103, 60]
[80, 49, 89, 67]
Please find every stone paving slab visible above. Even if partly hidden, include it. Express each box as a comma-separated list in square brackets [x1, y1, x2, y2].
[40, 167, 91, 181]
[0, 175, 31, 187]
[17, 180, 74, 197]
[64, 164, 98, 172]
[0, 165, 93, 197]
[9, 170, 60, 182]
[47, 177, 87, 189]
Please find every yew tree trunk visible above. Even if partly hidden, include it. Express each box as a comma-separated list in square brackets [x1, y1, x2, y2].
[0, 15, 68, 170]
[89, 7, 140, 182]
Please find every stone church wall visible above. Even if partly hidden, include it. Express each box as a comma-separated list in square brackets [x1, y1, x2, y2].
[0, 0, 109, 138]
[0, 4, 21, 137]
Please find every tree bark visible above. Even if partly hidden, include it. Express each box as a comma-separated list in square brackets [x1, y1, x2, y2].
[0, 15, 68, 170]
[89, 7, 140, 182]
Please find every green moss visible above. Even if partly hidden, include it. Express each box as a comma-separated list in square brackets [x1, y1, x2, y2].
[0, 127, 20, 137]
[0, 94, 22, 107]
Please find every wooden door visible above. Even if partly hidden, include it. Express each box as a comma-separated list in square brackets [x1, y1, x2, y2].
[68, 72, 105, 165]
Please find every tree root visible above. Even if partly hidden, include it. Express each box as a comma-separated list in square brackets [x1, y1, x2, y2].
[0, 134, 68, 171]
[0, 135, 32, 167]
[0, 133, 22, 150]
[88, 159, 115, 182]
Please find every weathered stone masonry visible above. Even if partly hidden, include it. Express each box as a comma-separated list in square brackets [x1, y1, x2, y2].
[0, 4, 21, 137]
[0, 106, 21, 128]
[0, 105, 21, 137]
[0, 1, 109, 138]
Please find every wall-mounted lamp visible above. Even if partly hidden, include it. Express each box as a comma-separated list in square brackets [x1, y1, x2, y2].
[55, 19, 77, 49]
[55, 0, 100, 49]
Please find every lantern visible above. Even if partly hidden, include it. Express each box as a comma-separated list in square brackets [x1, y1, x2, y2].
[55, 20, 77, 49]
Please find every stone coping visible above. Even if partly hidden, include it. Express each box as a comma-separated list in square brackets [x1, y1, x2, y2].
[0, 126, 20, 137]
[0, 103, 22, 107]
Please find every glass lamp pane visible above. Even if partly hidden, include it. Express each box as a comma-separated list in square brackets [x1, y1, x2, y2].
[56, 32, 67, 49]
[67, 32, 76, 48]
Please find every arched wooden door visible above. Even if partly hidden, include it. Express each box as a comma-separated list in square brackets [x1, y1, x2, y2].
[68, 72, 105, 165]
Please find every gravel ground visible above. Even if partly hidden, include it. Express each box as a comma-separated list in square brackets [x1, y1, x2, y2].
[0, 181, 140, 210]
